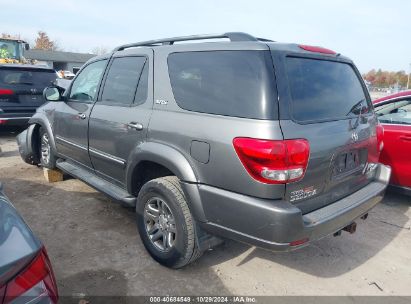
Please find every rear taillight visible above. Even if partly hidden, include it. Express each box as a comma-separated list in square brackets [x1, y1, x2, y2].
[376, 124, 384, 152]
[0, 120, 6, 125]
[0, 89, 14, 95]
[3, 247, 58, 304]
[233, 138, 310, 184]
[299, 44, 337, 55]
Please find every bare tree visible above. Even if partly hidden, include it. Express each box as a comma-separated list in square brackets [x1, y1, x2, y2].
[91, 46, 109, 55]
[34, 31, 58, 51]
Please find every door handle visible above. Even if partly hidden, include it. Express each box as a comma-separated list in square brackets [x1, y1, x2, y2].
[127, 122, 143, 131]
[77, 113, 87, 120]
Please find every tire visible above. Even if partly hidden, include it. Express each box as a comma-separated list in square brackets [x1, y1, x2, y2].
[38, 126, 56, 169]
[136, 176, 202, 268]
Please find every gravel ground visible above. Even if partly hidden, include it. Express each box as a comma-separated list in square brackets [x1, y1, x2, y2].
[0, 127, 410, 297]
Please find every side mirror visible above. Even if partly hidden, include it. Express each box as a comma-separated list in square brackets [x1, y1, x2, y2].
[43, 87, 61, 102]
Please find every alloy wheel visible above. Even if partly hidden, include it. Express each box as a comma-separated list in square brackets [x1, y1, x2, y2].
[40, 133, 51, 165]
[144, 197, 177, 252]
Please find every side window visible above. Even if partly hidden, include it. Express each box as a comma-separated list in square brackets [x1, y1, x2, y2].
[69, 60, 107, 102]
[100, 56, 146, 105]
[134, 62, 149, 105]
[167, 51, 277, 119]
[376, 99, 411, 125]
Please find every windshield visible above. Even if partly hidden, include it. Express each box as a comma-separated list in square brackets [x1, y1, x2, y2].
[0, 69, 57, 87]
[285, 57, 370, 122]
[0, 40, 19, 59]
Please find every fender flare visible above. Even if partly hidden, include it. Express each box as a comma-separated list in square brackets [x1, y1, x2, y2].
[126, 141, 198, 190]
[29, 113, 57, 153]
[126, 142, 207, 222]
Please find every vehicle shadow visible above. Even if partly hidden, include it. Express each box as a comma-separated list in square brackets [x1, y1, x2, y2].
[0, 176, 232, 296]
[198, 191, 410, 278]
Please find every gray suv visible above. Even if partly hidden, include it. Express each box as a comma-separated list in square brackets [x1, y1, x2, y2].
[16, 32, 391, 268]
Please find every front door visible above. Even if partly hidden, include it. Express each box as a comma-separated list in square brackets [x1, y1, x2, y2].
[88, 50, 153, 186]
[53, 59, 108, 168]
[376, 97, 411, 188]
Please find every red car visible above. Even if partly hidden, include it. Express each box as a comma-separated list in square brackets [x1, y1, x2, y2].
[373, 90, 411, 194]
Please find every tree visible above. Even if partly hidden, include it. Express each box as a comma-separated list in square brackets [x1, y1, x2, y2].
[34, 31, 58, 51]
[363, 69, 409, 88]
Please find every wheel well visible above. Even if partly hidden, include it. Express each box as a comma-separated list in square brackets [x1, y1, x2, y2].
[31, 124, 41, 162]
[131, 161, 174, 196]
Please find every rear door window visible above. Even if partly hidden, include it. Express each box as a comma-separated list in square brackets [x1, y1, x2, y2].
[285, 57, 370, 122]
[0, 69, 56, 87]
[134, 61, 149, 105]
[168, 51, 277, 119]
[100, 56, 146, 105]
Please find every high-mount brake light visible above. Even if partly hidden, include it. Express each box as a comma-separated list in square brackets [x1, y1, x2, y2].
[233, 138, 310, 184]
[299, 45, 337, 55]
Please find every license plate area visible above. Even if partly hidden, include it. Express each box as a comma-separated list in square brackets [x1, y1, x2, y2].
[333, 150, 361, 176]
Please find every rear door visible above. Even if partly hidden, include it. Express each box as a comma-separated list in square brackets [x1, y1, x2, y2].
[0, 67, 56, 116]
[53, 59, 107, 168]
[274, 54, 378, 213]
[375, 98, 411, 188]
[88, 50, 153, 186]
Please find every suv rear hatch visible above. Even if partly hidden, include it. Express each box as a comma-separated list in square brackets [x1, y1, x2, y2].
[0, 66, 57, 116]
[272, 50, 379, 214]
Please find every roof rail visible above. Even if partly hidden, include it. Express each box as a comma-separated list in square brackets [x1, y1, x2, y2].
[113, 32, 264, 51]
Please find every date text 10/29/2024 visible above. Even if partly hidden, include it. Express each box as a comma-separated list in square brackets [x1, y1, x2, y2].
[149, 296, 257, 303]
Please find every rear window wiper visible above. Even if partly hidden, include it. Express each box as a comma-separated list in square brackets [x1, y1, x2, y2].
[346, 98, 366, 116]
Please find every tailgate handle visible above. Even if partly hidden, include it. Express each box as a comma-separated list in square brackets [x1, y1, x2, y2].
[399, 135, 411, 142]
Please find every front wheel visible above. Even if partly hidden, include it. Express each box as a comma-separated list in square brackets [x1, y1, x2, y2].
[136, 176, 202, 268]
[38, 126, 56, 169]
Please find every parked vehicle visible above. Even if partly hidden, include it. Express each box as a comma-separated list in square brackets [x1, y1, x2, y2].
[57, 70, 75, 80]
[0, 37, 29, 64]
[373, 90, 411, 194]
[0, 183, 58, 303]
[17, 32, 390, 268]
[0, 64, 57, 126]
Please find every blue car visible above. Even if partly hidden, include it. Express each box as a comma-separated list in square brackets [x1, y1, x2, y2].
[0, 183, 58, 304]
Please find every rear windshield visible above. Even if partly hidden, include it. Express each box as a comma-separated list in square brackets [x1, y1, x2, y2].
[168, 51, 277, 120]
[285, 57, 370, 122]
[0, 69, 57, 87]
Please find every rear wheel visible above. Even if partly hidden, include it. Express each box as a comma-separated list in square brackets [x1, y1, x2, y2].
[136, 176, 202, 268]
[39, 127, 56, 169]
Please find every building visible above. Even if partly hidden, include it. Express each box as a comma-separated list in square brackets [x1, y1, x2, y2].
[23, 49, 95, 73]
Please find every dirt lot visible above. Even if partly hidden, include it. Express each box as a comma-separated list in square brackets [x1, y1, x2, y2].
[1, 127, 410, 297]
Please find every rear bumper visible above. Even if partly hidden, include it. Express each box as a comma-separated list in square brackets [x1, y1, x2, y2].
[0, 113, 33, 126]
[185, 164, 391, 251]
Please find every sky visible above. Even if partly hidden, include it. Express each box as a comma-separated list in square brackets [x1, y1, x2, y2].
[0, 0, 409, 73]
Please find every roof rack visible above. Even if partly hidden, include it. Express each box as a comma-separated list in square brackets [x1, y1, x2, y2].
[113, 32, 271, 52]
